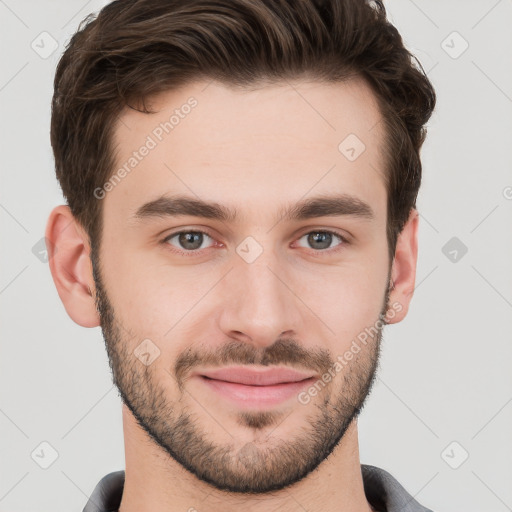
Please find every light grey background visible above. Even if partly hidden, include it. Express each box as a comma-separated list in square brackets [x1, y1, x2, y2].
[1, 1, 511, 511]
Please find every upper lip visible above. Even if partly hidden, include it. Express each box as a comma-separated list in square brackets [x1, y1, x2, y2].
[196, 366, 316, 386]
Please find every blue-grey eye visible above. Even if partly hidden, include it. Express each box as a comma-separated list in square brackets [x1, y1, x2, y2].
[296, 231, 344, 250]
[165, 231, 214, 251]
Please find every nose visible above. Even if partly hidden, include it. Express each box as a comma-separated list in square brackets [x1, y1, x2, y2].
[217, 249, 304, 348]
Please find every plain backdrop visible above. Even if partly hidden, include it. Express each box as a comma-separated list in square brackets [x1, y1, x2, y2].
[1, 1, 511, 511]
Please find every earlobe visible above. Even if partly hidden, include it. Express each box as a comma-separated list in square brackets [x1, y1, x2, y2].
[45, 205, 101, 328]
[385, 208, 419, 324]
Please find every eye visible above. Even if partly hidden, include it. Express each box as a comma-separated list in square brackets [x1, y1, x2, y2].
[295, 230, 347, 252]
[163, 230, 216, 255]
[161, 228, 348, 257]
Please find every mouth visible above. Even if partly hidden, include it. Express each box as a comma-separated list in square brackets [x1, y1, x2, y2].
[193, 366, 317, 408]
[197, 366, 316, 385]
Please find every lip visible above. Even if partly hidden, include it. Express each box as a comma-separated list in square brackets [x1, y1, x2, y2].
[192, 366, 317, 409]
[196, 366, 316, 386]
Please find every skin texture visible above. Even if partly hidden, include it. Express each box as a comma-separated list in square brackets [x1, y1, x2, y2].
[46, 77, 419, 512]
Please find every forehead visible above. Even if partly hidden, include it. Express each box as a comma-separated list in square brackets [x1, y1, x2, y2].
[106, 78, 387, 226]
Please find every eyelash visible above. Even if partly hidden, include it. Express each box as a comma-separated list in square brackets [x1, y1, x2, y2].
[161, 229, 349, 257]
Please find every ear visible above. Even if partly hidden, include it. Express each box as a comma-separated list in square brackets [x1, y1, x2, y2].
[385, 208, 419, 324]
[45, 205, 100, 328]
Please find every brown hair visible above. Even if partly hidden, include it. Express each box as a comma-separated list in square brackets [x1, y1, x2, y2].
[51, 0, 436, 263]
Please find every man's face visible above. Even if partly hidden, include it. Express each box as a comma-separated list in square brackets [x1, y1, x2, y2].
[93, 78, 392, 493]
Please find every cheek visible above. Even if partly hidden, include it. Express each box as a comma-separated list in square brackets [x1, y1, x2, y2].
[291, 258, 387, 342]
[101, 251, 215, 345]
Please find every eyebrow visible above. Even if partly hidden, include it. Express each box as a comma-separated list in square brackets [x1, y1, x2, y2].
[133, 193, 375, 223]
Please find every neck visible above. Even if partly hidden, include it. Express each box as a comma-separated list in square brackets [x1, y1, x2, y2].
[118, 405, 374, 512]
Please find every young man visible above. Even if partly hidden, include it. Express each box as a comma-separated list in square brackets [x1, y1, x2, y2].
[46, 1, 436, 511]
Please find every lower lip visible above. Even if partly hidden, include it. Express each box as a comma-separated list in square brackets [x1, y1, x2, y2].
[198, 376, 315, 408]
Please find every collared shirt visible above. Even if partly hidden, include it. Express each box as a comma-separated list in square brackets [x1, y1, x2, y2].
[82, 464, 434, 512]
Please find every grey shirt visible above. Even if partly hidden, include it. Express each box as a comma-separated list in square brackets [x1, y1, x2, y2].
[82, 464, 434, 512]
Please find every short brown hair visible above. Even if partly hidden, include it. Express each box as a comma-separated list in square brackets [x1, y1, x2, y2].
[51, 0, 436, 262]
